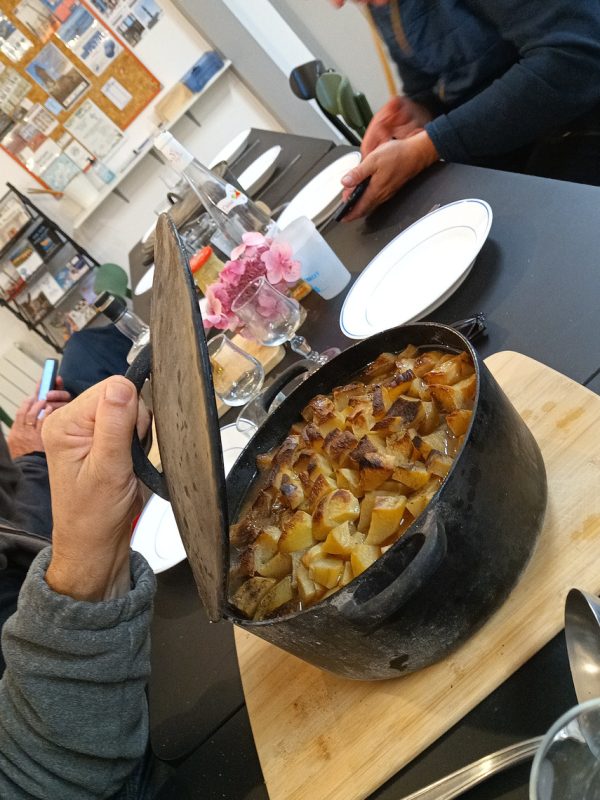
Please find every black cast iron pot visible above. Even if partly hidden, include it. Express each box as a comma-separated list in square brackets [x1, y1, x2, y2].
[127, 217, 547, 681]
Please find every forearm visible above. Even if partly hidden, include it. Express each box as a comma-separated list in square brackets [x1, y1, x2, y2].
[0, 547, 156, 800]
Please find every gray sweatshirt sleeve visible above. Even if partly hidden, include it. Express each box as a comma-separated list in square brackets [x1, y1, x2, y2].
[0, 547, 156, 800]
[426, 0, 600, 162]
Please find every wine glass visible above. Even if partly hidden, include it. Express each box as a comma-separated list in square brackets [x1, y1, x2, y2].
[530, 698, 600, 799]
[231, 277, 339, 366]
[207, 334, 264, 406]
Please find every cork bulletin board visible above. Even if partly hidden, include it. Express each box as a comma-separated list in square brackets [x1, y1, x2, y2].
[0, 0, 161, 190]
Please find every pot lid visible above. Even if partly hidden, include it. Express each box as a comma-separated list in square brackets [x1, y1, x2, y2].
[150, 214, 228, 621]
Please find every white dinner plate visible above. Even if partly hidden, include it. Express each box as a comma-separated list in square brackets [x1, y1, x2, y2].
[208, 128, 251, 169]
[339, 199, 492, 339]
[277, 150, 361, 229]
[131, 422, 253, 573]
[134, 264, 155, 295]
[238, 146, 281, 195]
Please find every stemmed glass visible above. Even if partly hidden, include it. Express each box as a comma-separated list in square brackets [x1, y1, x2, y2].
[231, 277, 339, 366]
[207, 334, 264, 406]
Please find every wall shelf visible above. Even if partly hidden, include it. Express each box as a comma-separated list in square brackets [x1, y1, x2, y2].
[71, 60, 232, 229]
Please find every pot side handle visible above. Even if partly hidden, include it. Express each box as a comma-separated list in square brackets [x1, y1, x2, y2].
[124, 343, 170, 501]
[337, 515, 447, 628]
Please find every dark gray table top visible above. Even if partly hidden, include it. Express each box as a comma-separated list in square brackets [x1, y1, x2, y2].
[133, 140, 600, 798]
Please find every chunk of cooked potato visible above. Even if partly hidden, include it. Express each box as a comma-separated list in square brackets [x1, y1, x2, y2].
[253, 575, 294, 620]
[322, 522, 365, 556]
[257, 552, 293, 579]
[279, 472, 305, 509]
[312, 489, 361, 539]
[350, 544, 381, 577]
[333, 382, 367, 411]
[307, 473, 338, 512]
[335, 467, 364, 497]
[231, 577, 276, 618]
[366, 495, 407, 545]
[279, 511, 314, 552]
[296, 562, 326, 605]
[392, 462, 431, 490]
[446, 408, 473, 436]
[426, 450, 454, 478]
[309, 556, 345, 589]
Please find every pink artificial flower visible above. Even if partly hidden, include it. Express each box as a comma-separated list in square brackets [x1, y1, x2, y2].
[230, 231, 268, 260]
[262, 241, 301, 285]
[219, 259, 246, 287]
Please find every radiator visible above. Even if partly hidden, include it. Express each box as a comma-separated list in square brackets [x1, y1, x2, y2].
[0, 345, 45, 428]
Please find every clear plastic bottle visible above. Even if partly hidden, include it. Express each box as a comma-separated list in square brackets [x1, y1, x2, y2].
[94, 292, 150, 365]
[154, 131, 277, 255]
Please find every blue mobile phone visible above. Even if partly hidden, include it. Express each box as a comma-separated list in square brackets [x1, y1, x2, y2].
[38, 359, 59, 402]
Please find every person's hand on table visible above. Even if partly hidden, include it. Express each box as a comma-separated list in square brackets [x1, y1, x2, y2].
[43, 376, 150, 603]
[361, 96, 433, 157]
[7, 377, 72, 459]
[340, 131, 439, 221]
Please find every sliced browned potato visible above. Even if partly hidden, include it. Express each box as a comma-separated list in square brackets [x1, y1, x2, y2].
[360, 352, 397, 381]
[407, 376, 431, 400]
[313, 489, 361, 539]
[357, 451, 396, 491]
[446, 408, 473, 436]
[322, 522, 364, 557]
[418, 401, 440, 435]
[335, 467, 363, 497]
[387, 397, 425, 428]
[429, 374, 476, 413]
[307, 473, 338, 512]
[318, 411, 346, 437]
[308, 555, 345, 588]
[386, 432, 420, 463]
[371, 416, 409, 436]
[231, 577, 276, 618]
[253, 575, 294, 620]
[333, 382, 367, 411]
[366, 495, 407, 545]
[405, 479, 441, 517]
[301, 542, 328, 567]
[279, 472, 305, 509]
[422, 351, 474, 386]
[301, 422, 324, 452]
[412, 350, 444, 377]
[392, 462, 431, 491]
[412, 429, 448, 459]
[426, 450, 454, 478]
[346, 407, 374, 438]
[323, 429, 358, 467]
[256, 449, 276, 471]
[381, 369, 415, 407]
[350, 544, 381, 577]
[279, 510, 314, 552]
[296, 562, 326, 606]
[340, 560, 354, 587]
[257, 552, 293, 579]
[306, 452, 335, 481]
[301, 394, 334, 423]
[357, 490, 390, 532]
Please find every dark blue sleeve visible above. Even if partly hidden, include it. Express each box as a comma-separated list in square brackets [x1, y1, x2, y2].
[426, 0, 600, 162]
[12, 454, 52, 541]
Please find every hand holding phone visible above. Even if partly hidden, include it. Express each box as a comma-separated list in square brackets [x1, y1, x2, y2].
[38, 359, 59, 402]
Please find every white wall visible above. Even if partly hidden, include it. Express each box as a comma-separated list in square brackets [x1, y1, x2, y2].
[0, 0, 282, 361]
[269, 0, 399, 114]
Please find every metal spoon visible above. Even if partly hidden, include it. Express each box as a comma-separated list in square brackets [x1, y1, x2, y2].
[397, 737, 542, 800]
[397, 589, 600, 799]
[565, 588, 600, 703]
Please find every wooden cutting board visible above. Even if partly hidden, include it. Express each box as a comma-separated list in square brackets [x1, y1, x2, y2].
[234, 350, 600, 800]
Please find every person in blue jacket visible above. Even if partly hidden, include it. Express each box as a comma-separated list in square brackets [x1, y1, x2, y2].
[337, 0, 600, 219]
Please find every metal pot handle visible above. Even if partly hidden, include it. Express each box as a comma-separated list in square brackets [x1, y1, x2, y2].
[337, 515, 447, 628]
[124, 343, 170, 501]
[254, 360, 312, 414]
